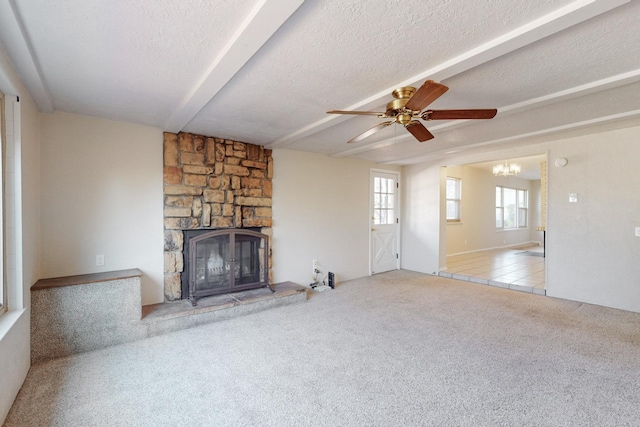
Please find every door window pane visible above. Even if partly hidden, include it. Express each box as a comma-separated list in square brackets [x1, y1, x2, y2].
[373, 176, 395, 225]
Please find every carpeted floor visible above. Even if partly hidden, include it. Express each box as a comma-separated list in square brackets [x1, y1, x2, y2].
[5, 270, 640, 426]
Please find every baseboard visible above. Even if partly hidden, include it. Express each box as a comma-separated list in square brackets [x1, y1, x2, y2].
[447, 241, 541, 257]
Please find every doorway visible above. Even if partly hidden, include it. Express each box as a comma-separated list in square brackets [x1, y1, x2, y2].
[441, 155, 547, 292]
[370, 170, 400, 274]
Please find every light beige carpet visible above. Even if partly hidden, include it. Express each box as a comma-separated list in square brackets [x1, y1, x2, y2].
[5, 270, 640, 426]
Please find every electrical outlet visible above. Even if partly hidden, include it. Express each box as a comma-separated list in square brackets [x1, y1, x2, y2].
[96, 254, 105, 266]
[313, 259, 318, 273]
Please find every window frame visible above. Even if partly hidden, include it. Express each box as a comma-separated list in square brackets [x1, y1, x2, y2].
[446, 177, 462, 223]
[496, 185, 528, 230]
[0, 90, 5, 316]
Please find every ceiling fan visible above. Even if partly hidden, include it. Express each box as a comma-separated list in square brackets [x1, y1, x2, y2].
[327, 80, 497, 143]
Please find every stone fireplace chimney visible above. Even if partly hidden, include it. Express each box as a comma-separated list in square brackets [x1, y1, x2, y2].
[162, 132, 273, 301]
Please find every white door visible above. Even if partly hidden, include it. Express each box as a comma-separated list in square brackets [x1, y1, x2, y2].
[371, 171, 399, 274]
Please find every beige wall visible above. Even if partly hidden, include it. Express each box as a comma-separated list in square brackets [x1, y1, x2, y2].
[445, 164, 537, 255]
[271, 149, 400, 286]
[400, 162, 445, 274]
[546, 126, 640, 312]
[39, 113, 164, 304]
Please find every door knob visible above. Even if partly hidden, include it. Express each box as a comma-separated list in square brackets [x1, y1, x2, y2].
[371, 227, 376, 231]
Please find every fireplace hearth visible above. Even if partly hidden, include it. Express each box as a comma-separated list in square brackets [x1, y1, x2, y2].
[182, 228, 271, 306]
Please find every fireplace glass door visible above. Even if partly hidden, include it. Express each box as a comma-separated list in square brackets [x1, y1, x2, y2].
[194, 234, 230, 293]
[186, 229, 269, 305]
[235, 234, 261, 285]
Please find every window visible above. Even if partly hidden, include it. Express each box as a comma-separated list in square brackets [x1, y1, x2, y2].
[373, 176, 395, 225]
[446, 177, 461, 222]
[496, 186, 528, 229]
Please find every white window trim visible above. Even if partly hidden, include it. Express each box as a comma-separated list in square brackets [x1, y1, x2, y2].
[0, 90, 5, 316]
[0, 94, 23, 318]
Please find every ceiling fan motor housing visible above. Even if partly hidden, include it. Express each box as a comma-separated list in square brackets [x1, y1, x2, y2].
[386, 96, 414, 125]
[391, 86, 416, 99]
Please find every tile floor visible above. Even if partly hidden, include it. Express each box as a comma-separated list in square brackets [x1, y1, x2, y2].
[439, 245, 546, 295]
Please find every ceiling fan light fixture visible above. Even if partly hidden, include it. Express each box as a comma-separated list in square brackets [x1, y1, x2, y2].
[493, 160, 521, 177]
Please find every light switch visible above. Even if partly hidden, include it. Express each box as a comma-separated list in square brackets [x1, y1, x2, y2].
[569, 193, 578, 203]
[635, 227, 640, 237]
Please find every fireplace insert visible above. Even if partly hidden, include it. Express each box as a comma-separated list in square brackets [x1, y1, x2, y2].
[182, 228, 271, 306]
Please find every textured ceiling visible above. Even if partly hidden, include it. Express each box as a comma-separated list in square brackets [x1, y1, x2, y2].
[1, 0, 639, 174]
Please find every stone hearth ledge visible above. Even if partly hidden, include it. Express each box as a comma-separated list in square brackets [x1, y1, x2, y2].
[31, 269, 307, 363]
[32, 268, 143, 290]
[142, 281, 306, 322]
[140, 281, 308, 338]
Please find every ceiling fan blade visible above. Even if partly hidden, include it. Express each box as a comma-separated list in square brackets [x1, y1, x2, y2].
[347, 121, 394, 144]
[405, 121, 434, 142]
[404, 80, 449, 111]
[425, 109, 498, 120]
[327, 110, 386, 116]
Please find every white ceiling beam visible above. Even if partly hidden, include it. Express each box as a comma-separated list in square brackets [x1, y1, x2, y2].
[331, 135, 409, 158]
[332, 68, 640, 159]
[499, 68, 640, 115]
[0, 0, 54, 112]
[386, 109, 640, 166]
[268, 0, 629, 149]
[164, 0, 304, 133]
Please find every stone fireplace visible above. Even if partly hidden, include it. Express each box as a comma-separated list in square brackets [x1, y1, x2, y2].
[163, 132, 273, 301]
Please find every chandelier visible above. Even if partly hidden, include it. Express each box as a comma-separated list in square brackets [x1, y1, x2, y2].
[492, 160, 521, 177]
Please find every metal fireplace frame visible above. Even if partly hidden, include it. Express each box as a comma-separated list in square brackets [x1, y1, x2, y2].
[183, 228, 272, 306]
